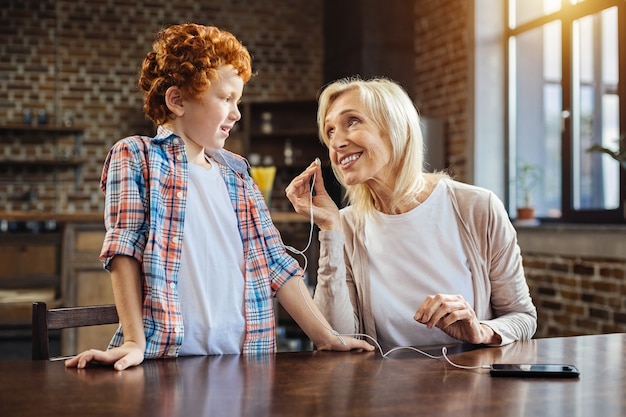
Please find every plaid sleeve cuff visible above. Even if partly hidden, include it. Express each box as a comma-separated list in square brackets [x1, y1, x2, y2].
[99, 227, 146, 270]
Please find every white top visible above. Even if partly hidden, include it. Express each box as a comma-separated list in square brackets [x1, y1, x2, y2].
[178, 160, 246, 355]
[366, 181, 474, 347]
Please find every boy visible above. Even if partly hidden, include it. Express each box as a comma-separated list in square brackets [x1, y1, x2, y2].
[66, 23, 372, 370]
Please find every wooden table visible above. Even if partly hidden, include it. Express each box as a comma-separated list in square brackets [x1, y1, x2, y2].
[1, 333, 624, 417]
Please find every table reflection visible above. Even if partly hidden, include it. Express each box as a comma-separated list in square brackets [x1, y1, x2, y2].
[67, 354, 275, 417]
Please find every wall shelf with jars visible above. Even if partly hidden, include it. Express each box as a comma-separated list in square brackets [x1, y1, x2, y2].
[225, 100, 333, 213]
[245, 100, 325, 168]
[0, 125, 86, 211]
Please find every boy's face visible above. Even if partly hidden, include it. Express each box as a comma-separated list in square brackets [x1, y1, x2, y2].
[178, 65, 244, 150]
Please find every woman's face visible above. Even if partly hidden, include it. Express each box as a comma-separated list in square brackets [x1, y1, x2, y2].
[323, 90, 394, 190]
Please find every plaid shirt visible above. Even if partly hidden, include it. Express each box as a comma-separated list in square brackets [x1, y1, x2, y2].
[100, 126, 302, 357]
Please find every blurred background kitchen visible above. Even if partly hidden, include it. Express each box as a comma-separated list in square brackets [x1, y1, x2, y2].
[1, 0, 625, 358]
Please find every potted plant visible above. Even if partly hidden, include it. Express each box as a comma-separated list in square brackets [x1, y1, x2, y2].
[515, 159, 542, 221]
[586, 133, 626, 169]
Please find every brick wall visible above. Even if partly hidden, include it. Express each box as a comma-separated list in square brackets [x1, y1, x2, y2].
[524, 253, 626, 337]
[0, 0, 323, 213]
[414, 0, 470, 181]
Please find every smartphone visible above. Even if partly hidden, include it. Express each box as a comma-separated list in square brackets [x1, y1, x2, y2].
[490, 363, 580, 378]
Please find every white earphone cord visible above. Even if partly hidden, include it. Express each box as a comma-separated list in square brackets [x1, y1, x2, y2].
[283, 163, 489, 371]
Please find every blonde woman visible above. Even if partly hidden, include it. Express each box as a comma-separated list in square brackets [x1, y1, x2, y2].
[287, 77, 536, 350]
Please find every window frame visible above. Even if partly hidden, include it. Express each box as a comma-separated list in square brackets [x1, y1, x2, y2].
[505, 0, 626, 224]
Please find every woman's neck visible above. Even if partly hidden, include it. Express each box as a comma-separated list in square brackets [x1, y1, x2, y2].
[371, 175, 438, 215]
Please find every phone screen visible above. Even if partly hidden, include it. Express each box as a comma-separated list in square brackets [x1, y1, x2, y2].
[490, 364, 580, 378]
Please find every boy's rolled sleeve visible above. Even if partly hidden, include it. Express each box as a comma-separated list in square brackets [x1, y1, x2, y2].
[100, 227, 147, 270]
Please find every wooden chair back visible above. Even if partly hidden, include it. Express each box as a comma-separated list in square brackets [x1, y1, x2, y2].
[31, 301, 119, 360]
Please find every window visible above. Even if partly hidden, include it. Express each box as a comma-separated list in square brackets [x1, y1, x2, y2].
[506, 0, 625, 223]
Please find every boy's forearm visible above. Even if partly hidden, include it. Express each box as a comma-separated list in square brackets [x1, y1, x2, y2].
[276, 276, 339, 348]
[109, 255, 146, 351]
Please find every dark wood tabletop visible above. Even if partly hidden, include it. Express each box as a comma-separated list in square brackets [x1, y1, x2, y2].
[1, 333, 624, 417]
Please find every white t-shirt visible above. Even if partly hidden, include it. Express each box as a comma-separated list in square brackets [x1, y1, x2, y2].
[178, 160, 246, 355]
[366, 181, 474, 347]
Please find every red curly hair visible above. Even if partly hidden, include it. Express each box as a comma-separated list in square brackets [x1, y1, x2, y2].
[139, 23, 253, 125]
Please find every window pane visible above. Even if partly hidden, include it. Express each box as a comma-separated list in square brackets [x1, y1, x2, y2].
[509, 0, 560, 28]
[572, 7, 619, 210]
[509, 21, 562, 219]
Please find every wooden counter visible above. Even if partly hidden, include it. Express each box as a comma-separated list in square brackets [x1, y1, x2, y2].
[2, 334, 625, 417]
[0, 212, 102, 223]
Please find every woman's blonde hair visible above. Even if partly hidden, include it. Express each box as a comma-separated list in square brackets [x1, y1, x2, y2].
[317, 77, 428, 217]
[139, 23, 252, 125]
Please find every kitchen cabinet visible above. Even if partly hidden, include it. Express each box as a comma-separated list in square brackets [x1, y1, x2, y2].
[226, 100, 336, 212]
[61, 222, 115, 355]
[0, 231, 62, 328]
[0, 216, 113, 357]
[243, 100, 324, 167]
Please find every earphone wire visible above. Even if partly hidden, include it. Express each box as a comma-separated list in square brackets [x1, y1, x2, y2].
[284, 161, 488, 371]
[283, 172, 316, 275]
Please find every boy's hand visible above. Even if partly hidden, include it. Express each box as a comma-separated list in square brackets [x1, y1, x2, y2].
[316, 333, 375, 352]
[65, 341, 144, 370]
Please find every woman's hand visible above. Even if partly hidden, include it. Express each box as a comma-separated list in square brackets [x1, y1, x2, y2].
[285, 159, 340, 231]
[414, 294, 502, 345]
[65, 341, 145, 371]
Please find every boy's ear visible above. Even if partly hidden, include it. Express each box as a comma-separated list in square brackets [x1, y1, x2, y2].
[165, 86, 184, 117]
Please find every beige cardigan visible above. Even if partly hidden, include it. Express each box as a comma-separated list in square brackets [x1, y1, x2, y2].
[314, 178, 537, 346]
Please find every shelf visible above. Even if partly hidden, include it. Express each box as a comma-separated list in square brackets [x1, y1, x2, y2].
[0, 212, 102, 223]
[245, 100, 318, 137]
[244, 102, 326, 167]
[0, 158, 86, 166]
[0, 230, 62, 241]
[249, 131, 319, 140]
[0, 125, 85, 204]
[270, 211, 310, 223]
[0, 124, 86, 134]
